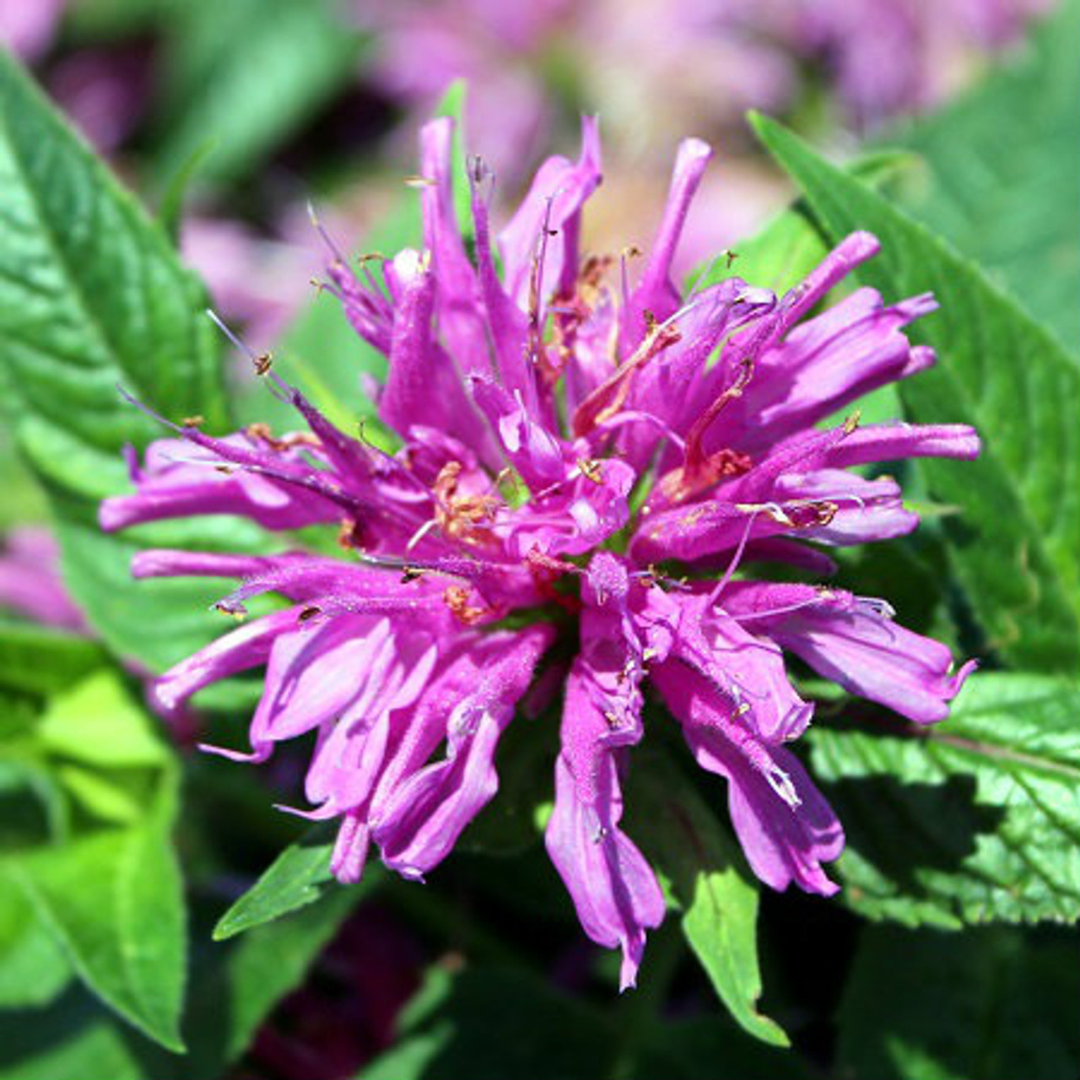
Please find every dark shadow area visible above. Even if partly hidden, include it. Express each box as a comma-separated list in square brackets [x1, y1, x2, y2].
[361, 966, 610, 1080]
[838, 923, 1080, 1080]
[0, 983, 180, 1079]
[275, 85, 400, 183]
[817, 772, 1004, 894]
[0, 781, 53, 848]
[760, 883, 860, 1069]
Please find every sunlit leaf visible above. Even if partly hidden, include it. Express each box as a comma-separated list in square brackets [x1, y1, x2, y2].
[892, 1, 1080, 351]
[11, 774, 186, 1050]
[809, 674, 1080, 927]
[752, 112, 1080, 671]
[213, 821, 375, 940]
[0, 53, 270, 672]
[0, 877, 71, 1009]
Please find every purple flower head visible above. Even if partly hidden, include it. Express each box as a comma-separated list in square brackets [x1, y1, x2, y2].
[101, 117, 979, 988]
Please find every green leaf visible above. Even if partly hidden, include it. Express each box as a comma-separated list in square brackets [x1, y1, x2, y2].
[684, 871, 784, 1044]
[0, 52, 262, 672]
[0, 438, 48, 528]
[213, 821, 371, 940]
[187, 887, 360, 1072]
[37, 670, 169, 769]
[0, 688, 42, 743]
[0, 52, 227, 450]
[156, 139, 217, 246]
[0, 622, 105, 697]
[0, 873, 71, 1009]
[55, 765, 147, 826]
[154, 0, 365, 184]
[0, 985, 164, 1080]
[808, 673, 1080, 928]
[837, 925, 1080, 1080]
[54, 517, 272, 674]
[0, 892, 360, 1080]
[11, 779, 187, 1051]
[750, 112, 1080, 671]
[625, 748, 787, 1047]
[891, 0, 1080, 351]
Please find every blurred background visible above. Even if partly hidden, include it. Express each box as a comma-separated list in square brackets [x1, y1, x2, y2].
[0, 0, 1060, 356]
[0, 1, 1075, 1079]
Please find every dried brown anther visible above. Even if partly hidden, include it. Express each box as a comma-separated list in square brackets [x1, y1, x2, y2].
[444, 586, 486, 626]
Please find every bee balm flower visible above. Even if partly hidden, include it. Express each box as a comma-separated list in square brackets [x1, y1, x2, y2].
[101, 117, 978, 989]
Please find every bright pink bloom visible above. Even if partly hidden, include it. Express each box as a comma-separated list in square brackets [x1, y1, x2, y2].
[0, 0, 66, 62]
[0, 527, 86, 632]
[102, 118, 978, 988]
